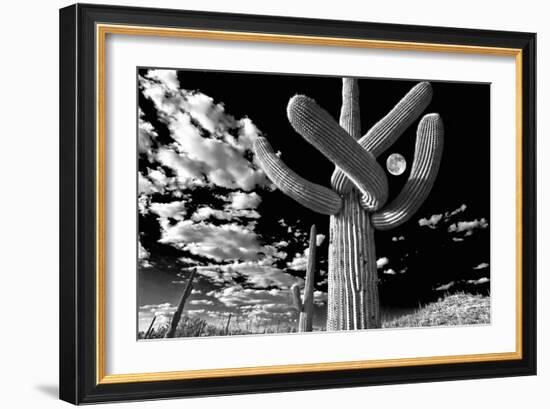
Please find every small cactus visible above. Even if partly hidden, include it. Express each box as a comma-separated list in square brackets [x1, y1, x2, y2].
[291, 224, 318, 332]
[165, 268, 197, 338]
[224, 313, 232, 335]
[144, 315, 157, 339]
[255, 79, 443, 330]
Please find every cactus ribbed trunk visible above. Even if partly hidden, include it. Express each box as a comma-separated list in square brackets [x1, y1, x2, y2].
[327, 192, 379, 330]
[327, 78, 379, 331]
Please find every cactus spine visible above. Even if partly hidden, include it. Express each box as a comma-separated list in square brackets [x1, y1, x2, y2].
[255, 78, 444, 330]
[165, 268, 197, 338]
[291, 224, 318, 332]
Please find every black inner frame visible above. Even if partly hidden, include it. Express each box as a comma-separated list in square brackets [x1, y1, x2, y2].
[59, 3, 536, 404]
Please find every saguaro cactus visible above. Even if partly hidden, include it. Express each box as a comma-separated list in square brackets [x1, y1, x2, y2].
[255, 79, 443, 330]
[291, 224, 318, 332]
[165, 268, 197, 338]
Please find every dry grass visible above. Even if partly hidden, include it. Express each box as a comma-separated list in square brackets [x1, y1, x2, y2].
[140, 292, 490, 339]
[383, 292, 490, 328]
[139, 315, 298, 339]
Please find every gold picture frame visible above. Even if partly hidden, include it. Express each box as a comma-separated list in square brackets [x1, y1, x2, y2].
[60, 3, 536, 404]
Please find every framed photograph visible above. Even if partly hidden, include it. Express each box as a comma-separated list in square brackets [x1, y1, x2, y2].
[59, 3, 536, 404]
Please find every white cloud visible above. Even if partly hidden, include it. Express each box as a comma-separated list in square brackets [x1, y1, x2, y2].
[138, 302, 177, 328]
[418, 213, 443, 228]
[467, 277, 490, 285]
[313, 290, 328, 306]
[145, 69, 180, 90]
[229, 262, 302, 289]
[138, 240, 152, 268]
[189, 299, 214, 306]
[179, 257, 201, 265]
[209, 285, 293, 312]
[287, 250, 308, 271]
[316, 234, 326, 246]
[150, 200, 187, 220]
[435, 281, 455, 291]
[190, 205, 260, 222]
[159, 220, 265, 262]
[383, 268, 397, 275]
[392, 235, 405, 242]
[227, 191, 262, 210]
[139, 73, 270, 192]
[138, 172, 157, 195]
[445, 204, 467, 218]
[473, 262, 489, 270]
[138, 113, 158, 160]
[448, 218, 489, 234]
[376, 257, 389, 269]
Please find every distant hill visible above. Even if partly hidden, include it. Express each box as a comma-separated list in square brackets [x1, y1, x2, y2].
[383, 292, 490, 328]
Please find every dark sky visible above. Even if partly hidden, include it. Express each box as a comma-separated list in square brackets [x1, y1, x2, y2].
[137, 68, 490, 335]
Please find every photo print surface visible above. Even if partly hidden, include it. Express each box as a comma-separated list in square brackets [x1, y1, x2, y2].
[137, 68, 490, 340]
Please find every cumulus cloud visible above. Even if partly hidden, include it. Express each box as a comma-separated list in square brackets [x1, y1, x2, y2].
[229, 262, 301, 289]
[150, 200, 187, 220]
[467, 277, 490, 285]
[159, 220, 266, 262]
[445, 204, 467, 218]
[287, 250, 308, 271]
[316, 234, 326, 246]
[418, 214, 443, 229]
[227, 191, 262, 210]
[190, 261, 300, 289]
[145, 69, 180, 90]
[189, 299, 215, 306]
[473, 262, 489, 270]
[138, 241, 152, 268]
[138, 302, 177, 328]
[435, 281, 455, 291]
[383, 268, 397, 275]
[376, 257, 389, 269]
[392, 235, 405, 242]
[313, 290, 328, 306]
[418, 205, 470, 230]
[139, 72, 270, 192]
[138, 113, 158, 159]
[448, 218, 488, 235]
[138, 172, 157, 195]
[190, 205, 260, 222]
[209, 285, 292, 314]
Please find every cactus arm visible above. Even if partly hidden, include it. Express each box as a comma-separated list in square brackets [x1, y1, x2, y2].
[371, 113, 444, 230]
[331, 82, 433, 193]
[339, 78, 362, 139]
[287, 95, 388, 210]
[165, 268, 197, 338]
[254, 137, 342, 215]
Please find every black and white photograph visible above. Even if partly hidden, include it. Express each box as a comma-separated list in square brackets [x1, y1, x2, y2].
[136, 68, 490, 339]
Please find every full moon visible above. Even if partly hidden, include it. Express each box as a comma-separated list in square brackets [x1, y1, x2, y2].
[386, 153, 407, 176]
